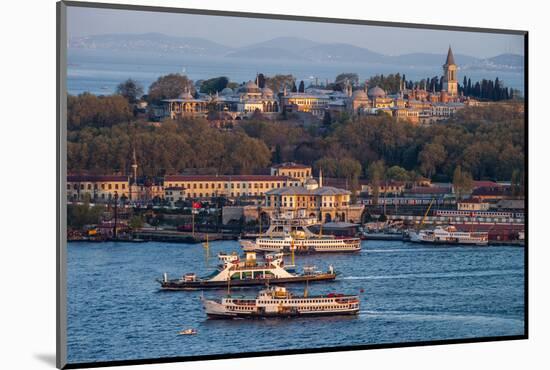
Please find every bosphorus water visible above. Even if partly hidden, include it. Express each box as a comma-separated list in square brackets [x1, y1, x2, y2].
[67, 240, 525, 364]
[67, 49, 525, 96]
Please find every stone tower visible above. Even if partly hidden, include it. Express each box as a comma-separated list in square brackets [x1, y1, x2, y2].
[442, 46, 458, 96]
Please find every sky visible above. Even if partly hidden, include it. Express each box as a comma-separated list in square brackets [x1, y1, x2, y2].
[67, 6, 525, 58]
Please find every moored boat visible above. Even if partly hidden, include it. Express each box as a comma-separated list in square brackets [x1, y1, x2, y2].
[241, 216, 361, 253]
[158, 251, 337, 290]
[408, 225, 488, 245]
[202, 286, 360, 318]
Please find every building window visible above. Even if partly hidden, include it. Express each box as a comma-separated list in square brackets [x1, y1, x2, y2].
[108, 184, 112, 190]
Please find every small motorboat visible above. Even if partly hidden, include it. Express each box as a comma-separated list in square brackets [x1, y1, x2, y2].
[178, 328, 197, 335]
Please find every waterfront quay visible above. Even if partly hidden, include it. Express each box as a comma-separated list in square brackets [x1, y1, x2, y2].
[67, 162, 524, 246]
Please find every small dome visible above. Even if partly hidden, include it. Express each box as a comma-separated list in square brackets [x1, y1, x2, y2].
[367, 86, 386, 98]
[352, 90, 368, 100]
[243, 80, 260, 93]
[262, 87, 274, 97]
[245, 80, 258, 88]
[178, 91, 193, 100]
[304, 178, 319, 190]
[220, 87, 234, 96]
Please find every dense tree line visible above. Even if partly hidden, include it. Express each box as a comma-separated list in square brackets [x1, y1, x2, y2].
[67, 70, 524, 183]
[67, 93, 133, 130]
[68, 118, 272, 176]
[67, 101, 524, 182]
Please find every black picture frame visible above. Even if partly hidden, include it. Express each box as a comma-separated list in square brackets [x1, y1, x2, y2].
[57, 1, 528, 368]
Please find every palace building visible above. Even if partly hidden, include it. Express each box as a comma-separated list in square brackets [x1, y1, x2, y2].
[262, 171, 353, 223]
[67, 175, 130, 202]
[164, 175, 301, 199]
[270, 162, 312, 184]
[152, 46, 470, 125]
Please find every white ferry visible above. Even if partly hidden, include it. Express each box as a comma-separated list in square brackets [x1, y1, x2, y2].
[158, 251, 336, 290]
[202, 286, 360, 318]
[409, 225, 488, 245]
[241, 216, 361, 253]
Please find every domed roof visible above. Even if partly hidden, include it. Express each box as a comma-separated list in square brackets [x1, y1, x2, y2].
[261, 87, 274, 96]
[304, 178, 319, 190]
[220, 87, 234, 96]
[178, 91, 193, 100]
[352, 90, 369, 100]
[245, 80, 260, 91]
[367, 86, 386, 98]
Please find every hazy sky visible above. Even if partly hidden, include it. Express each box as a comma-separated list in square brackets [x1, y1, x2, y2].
[67, 6, 524, 58]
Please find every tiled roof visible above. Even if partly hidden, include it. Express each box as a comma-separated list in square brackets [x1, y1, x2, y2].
[271, 162, 310, 169]
[407, 186, 449, 194]
[67, 175, 128, 182]
[164, 175, 292, 182]
[266, 186, 350, 196]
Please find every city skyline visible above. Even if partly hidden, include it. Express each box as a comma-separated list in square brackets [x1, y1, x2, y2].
[68, 7, 524, 58]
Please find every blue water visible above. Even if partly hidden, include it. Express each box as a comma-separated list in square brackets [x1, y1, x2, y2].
[66, 240, 525, 364]
[67, 49, 525, 96]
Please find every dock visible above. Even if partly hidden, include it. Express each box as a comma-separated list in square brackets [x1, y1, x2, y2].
[132, 229, 237, 243]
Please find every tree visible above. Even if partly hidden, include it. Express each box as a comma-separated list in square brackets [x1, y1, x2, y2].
[335, 73, 359, 88]
[322, 110, 332, 126]
[511, 169, 524, 197]
[116, 79, 144, 103]
[291, 81, 297, 93]
[273, 144, 283, 164]
[129, 215, 144, 229]
[298, 80, 305, 93]
[419, 143, 447, 178]
[67, 200, 105, 230]
[148, 74, 194, 103]
[264, 74, 295, 93]
[257, 73, 266, 88]
[367, 160, 386, 206]
[386, 165, 410, 182]
[67, 93, 132, 130]
[200, 76, 229, 94]
[452, 166, 473, 200]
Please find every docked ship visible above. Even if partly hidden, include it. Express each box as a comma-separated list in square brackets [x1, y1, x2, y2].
[408, 225, 489, 245]
[202, 286, 360, 318]
[240, 215, 361, 253]
[158, 251, 336, 290]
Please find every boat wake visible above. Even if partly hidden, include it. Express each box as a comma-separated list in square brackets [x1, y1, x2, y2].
[342, 268, 523, 280]
[359, 310, 524, 326]
[362, 248, 436, 253]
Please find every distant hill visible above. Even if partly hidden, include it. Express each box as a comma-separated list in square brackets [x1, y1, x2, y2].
[462, 53, 524, 71]
[390, 52, 480, 66]
[68, 32, 233, 56]
[225, 47, 307, 61]
[69, 33, 524, 71]
[488, 53, 524, 68]
[300, 43, 387, 63]
[243, 37, 321, 54]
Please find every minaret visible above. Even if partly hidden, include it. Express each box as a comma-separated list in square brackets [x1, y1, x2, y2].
[319, 168, 323, 188]
[442, 45, 458, 96]
[131, 148, 138, 185]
